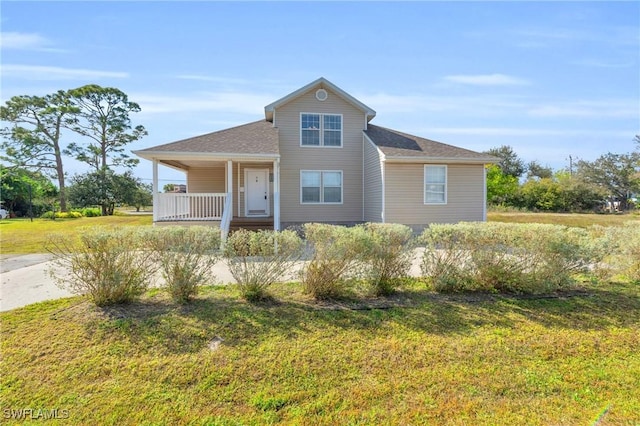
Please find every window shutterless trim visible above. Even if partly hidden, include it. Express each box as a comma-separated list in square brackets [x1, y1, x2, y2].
[424, 164, 447, 205]
[300, 170, 344, 205]
[299, 113, 343, 148]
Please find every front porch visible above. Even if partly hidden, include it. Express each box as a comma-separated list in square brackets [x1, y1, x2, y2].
[150, 158, 281, 235]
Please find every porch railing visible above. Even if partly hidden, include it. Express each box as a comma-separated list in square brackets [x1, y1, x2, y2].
[219, 192, 233, 242]
[156, 193, 227, 221]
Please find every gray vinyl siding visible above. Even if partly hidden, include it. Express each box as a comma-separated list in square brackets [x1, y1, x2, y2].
[385, 163, 485, 226]
[363, 137, 383, 222]
[276, 87, 365, 223]
[187, 166, 226, 193]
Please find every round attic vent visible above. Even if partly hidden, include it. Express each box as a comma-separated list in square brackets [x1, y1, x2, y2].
[315, 89, 328, 101]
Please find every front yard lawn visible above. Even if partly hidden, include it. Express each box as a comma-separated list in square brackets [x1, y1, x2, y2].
[1, 280, 638, 425]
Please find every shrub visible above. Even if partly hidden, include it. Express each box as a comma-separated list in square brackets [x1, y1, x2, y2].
[40, 211, 83, 219]
[224, 229, 303, 301]
[359, 223, 414, 296]
[81, 208, 102, 217]
[604, 223, 640, 283]
[301, 223, 366, 300]
[148, 226, 222, 303]
[47, 227, 157, 306]
[420, 222, 601, 294]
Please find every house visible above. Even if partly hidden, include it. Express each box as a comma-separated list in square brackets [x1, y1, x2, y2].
[133, 77, 497, 234]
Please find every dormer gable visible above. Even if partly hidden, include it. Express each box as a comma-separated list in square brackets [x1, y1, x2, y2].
[264, 77, 376, 123]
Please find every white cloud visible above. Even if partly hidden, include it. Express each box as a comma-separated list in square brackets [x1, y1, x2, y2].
[443, 73, 530, 86]
[0, 32, 64, 52]
[528, 101, 638, 118]
[175, 75, 251, 85]
[1, 64, 129, 80]
[133, 91, 276, 116]
[426, 127, 632, 138]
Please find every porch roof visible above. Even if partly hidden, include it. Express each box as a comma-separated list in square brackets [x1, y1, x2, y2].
[133, 120, 279, 162]
[364, 125, 498, 164]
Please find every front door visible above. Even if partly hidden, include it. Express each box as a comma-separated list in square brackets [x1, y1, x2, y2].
[245, 169, 269, 216]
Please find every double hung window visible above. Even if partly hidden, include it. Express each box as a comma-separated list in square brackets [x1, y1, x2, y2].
[301, 171, 343, 204]
[301, 113, 342, 147]
[424, 165, 447, 204]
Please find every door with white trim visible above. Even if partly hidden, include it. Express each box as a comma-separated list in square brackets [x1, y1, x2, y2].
[245, 169, 269, 216]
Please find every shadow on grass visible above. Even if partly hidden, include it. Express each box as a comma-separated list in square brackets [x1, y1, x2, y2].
[81, 281, 640, 355]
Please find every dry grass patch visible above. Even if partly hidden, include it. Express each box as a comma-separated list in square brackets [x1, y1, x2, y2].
[1, 280, 639, 425]
[488, 211, 640, 228]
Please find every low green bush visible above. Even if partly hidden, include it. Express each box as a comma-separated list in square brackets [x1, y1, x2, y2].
[148, 226, 222, 303]
[47, 227, 157, 306]
[224, 229, 303, 301]
[80, 208, 101, 217]
[301, 223, 367, 300]
[41, 211, 83, 219]
[359, 223, 414, 296]
[421, 222, 601, 294]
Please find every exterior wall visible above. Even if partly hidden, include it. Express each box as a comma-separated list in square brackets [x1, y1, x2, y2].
[275, 87, 365, 222]
[186, 162, 273, 218]
[187, 166, 226, 193]
[363, 137, 384, 222]
[385, 163, 486, 229]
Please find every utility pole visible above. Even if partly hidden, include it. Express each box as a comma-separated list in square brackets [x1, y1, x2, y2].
[28, 184, 33, 222]
[568, 155, 573, 176]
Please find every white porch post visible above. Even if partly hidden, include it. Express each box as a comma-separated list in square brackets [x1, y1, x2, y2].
[226, 160, 233, 218]
[152, 159, 159, 222]
[273, 158, 280, 231]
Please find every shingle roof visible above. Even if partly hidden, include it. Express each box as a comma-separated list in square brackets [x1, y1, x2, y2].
[364, 125, 496, 162]
[137, 120, 279, 155]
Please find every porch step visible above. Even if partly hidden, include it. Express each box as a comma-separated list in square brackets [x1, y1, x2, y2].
[229, 217, 274, 232]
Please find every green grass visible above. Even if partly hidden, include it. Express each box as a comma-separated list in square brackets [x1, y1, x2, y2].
[1, 280, 639, 424]
[0, 216, 153, 254]
[488, 211, 640, 228]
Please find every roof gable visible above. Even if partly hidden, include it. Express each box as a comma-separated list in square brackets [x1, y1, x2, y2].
[264, 77, 376, 122]
[365, 125, 497, 163]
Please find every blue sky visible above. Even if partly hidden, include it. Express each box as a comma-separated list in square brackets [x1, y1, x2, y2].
[1, 1, 639, 185]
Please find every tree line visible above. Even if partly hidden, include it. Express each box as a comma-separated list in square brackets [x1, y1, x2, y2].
[0, 85, 150, 216]
[485, 140, 640, 212]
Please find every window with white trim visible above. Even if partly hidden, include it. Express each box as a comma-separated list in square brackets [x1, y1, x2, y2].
[301, 170, 343, 204]
[424, 165, 447, 204]
[301, 113, 342, 147]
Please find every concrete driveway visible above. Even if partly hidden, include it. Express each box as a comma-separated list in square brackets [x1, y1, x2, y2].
[0, 254, 238, 312]
[0, 254, 73, 312]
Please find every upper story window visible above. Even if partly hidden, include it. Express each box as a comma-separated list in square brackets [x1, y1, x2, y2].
[424, 165, 447, 204]
[301, 113, 342, 147]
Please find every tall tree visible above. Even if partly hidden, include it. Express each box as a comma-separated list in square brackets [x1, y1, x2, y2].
[66, 85, 146, 172]
[0, 92, 78, 211]
[526, 160, 554, 180]
[484, 145, 526, 178]
[0, 165, 58, 217]
[576, 152, 640, 210]
[68, 170, 150, 216]
[485, 164, 519, 206]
